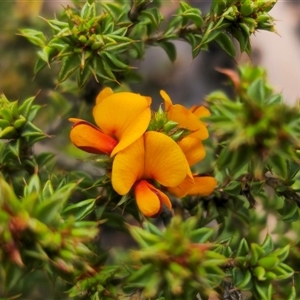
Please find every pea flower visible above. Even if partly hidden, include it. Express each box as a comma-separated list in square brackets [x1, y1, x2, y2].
[160, 90, 217, 197]
[69, 88, 151, 156]
[160, 90, 209, 141]
[112, 131, 191, 217]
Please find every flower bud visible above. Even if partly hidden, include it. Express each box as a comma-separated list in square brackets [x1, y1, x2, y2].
[163, 120, 178, 133]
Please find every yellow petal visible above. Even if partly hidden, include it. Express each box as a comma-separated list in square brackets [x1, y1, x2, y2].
[95, 87, 114, 105]
[189, 105, 210, 119]
[168, 105, 209, 139]
[134, 180, 171, 217]
[160, 91, 209, 140]
[93, 92, 151, 156]
[167, 175, 195, 198]
[69, 118, 85, 124]
[150, 184, 172, 210]
[187, 176, 217, 196]
[70, 120, 117, 155]
[178, 136, 206, 166]
[144, 131, 188, 187]
[168, 175, 217, 198]
[111, 136, 145, 195]
[160, 90, 173, 111]
[189, 124, 209, 140]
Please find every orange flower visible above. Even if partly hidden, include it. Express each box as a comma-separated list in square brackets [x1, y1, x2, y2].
[160, 90, 217, 197]
[167, 133, 217, 198]
[69, 88, 152, 156]
[160, 90, 209, 140]
[112, 131, 190, 217]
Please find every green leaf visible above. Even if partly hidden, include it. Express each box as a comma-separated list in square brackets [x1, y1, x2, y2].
[248, 78, 265, 104]
[272, 263, 294, 279]
[287, 160, 300, 182]
[18, 97, 35, 118]
[253, 266, 266, 281]
[143, 221, 164, 237]
[202, 26, 221, 45]
[58, 55, 81, 83]
[180, 8, 203, 28]
[77, 63, 92, 88]
[45, 18, 69, 32]
[278, 200, 299, 223]
[258, 256, 279, 270]
[254, 282, 272, 300]
[215, 32, 236, 57]
[21, 121, 45, 139]
[129, 226, 161, 248]
[35, 152, 56, 169]
[26, 174, 41, 195]
[224, 181, 241, 196]
[42, 180, 54, 200]
[158, 41, 177, 62]
[230, 145, 251, 174]
[249, 243, 265, 266]
[19, 29, 47, 47]
[272, 244, 290, 261]
[94, 56, 117, 83]
[261, 234, 274, 255]
[62, 198, 96, 220]
[102, 51, 130, 69]
[81, 1, 96, 19]
[237, 269, 252, 289]
[190, 227, 214, 243]
[34, 183, 76, 225]
[140, 8, 162, 30]
[236, 238, 250, 257]
[127, 264, 154, 285]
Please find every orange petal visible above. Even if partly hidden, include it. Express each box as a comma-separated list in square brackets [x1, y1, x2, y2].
[144, 131, 188, 187]
[134, 180, 171, 217]
[189, 105, 210, 119]
[187, 176, 217, 196]
[69, 118, 85, 124]
[93, 92, 151, 156]
[178, 136, 206, 167]
[168, 175, 217, 198]
[160, 91, 209, 140]
[95, 87, 114, 105]
[111, 136, 145, 195]
[70, 120, 117, 155]
[169, 105, 209, 139]
[167, 175, 195, 198]
[160, 90, 172, 111]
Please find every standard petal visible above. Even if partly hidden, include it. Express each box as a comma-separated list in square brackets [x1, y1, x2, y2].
[70, 120, 117, 155]
[95, 87, 114, 105]
[111, 136, 145, 195]
[187, 176, 217, 196]
[178, 136, 206, 167]
[93, 92, 151, 156]
[144, 131, 188, 187]
[134, 180, 162, 217]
